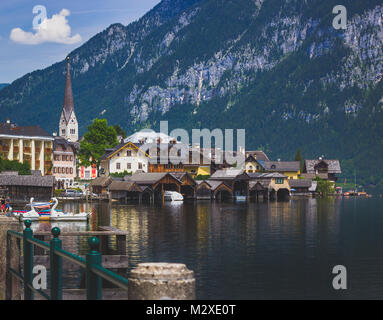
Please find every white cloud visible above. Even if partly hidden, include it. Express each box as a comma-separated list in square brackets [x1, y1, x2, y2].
[10, 9, 82, 45]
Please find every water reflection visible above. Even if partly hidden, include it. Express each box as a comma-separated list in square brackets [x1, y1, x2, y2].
[25, 197, 383, 299]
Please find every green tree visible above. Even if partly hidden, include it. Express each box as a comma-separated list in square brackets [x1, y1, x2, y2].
[314, 177, 334, 197]
[113, 125, 127, 139]
[79, 119, 118, 170]
[294, 148, 304, 172]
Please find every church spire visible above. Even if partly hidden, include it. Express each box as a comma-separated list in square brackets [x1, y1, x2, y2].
[63, 56, 74, 123]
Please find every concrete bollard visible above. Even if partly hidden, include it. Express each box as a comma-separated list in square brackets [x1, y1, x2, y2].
[128, 263, 195, 300]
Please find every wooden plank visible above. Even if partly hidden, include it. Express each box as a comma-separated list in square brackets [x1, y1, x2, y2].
[22, 255, 129, 270]
[33, 231, 129, 236]
[31, 288, 129, 300]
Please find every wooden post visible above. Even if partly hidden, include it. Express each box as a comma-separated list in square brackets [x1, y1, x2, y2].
[116, 235, 126, 255]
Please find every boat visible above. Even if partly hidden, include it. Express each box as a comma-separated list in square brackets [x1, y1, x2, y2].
[49, 198, 90, 221]
[164, 191, 184, 201]
[13, 197, 90, 221]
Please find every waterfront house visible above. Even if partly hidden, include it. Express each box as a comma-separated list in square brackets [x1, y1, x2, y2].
[0, 120, 54, 176]
[263, 161, 301, 179]
[52, 136, 77, 189]
[248, 172, 291, 200]
[303, 159, 341, 182]
[100, 141, 149, 175]
[0, 170, 55, 203]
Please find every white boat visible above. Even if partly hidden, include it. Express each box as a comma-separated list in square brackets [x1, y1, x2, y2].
[14, 198, 90, 221]
[164, 191, 184, 201]
[235, 196, 247, 202]
[48, 198, 90, 221]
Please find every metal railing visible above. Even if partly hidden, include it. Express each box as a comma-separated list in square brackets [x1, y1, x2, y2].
[6, 220, 129, 300]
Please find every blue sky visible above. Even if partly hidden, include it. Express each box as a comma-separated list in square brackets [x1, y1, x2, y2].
[0, 0, 161, 83]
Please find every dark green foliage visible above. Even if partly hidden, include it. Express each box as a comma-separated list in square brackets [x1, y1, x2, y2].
[0, 158, 31, 175]
[110, 171, 133, 178]
[194, 174, 210, 180]
[79, 119, 119, 168]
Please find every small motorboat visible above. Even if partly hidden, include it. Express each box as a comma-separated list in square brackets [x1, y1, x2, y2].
[164, 191, 184, 201]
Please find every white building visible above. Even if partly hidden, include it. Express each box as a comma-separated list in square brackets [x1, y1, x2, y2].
[100, 141, 149, 175]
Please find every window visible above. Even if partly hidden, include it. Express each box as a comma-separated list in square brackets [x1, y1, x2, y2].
[53, 167, 56, 173]
[127, 163, 131, 169]
[127, 150, 132, 157]
[70, 129, 76, 134]
[116, 163, 121, 170]
[275, 178, 284, 184]
[138, 163, 143, 170]
[70, 155, 73, 161]
[58, 167, 61, 173]
[66, 168, 69, 174]
[70, 168, 73, 174]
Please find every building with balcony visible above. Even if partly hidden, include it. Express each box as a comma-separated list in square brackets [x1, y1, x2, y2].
[0, 120, 54, 176]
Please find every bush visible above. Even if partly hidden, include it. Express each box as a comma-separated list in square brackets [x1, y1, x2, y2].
[195, 175, 211, 180]
[54, 189, 64, 197]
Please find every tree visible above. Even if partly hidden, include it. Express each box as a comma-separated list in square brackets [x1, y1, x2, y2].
[79, 119, 118, 169]
[113, 125, 127, 139]
[0, 158, 31, 175]
[294, 148, 304, 172]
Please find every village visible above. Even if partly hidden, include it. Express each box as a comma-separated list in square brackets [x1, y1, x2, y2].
[0, 57, 344, 207]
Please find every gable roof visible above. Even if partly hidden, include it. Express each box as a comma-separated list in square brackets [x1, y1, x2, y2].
[205, 180, 232, 191]
[100, 141, 149, 160]
[125, 172, 182, 185]
[264, 161, 300, 172]
[245, 150, 270, 161]
[90, 176, 113, 188]
[108, 180, 142, 192]
[289, 179, 312, 188]
[0, 174, 55, 187]
[0, 122, 53, 139]
[304, 160, 341, 174]
[248, 172, 287, 179]
[210, 169, 247, 180]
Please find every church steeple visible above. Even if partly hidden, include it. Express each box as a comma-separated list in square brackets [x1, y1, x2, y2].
[63, 56, 74, 123]
[59, 56, 78, 142]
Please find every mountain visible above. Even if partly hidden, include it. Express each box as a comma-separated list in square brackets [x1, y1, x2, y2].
[1, 0, 383, 192]
[0, 84, 9, 91]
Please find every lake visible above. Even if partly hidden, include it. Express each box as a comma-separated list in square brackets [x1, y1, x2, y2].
[30, 197, 383, 299]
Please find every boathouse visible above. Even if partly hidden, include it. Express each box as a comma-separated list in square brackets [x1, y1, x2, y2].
[196, 180, 212, 200]
[125, 172, 183, 202]
[89, 176, 113, 195]
[289, 179, 313, 196]
[248, 172, 291, 201]
[170, 172, 197, 199]
[0, 171, 55, 203]
[209, 169, 250, 199]
[108, 180, 145, 202]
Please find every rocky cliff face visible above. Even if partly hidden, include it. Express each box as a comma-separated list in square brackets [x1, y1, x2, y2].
[1, 0, 383, 190]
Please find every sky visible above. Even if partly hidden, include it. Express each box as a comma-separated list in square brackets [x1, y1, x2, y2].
[0, 0, 161, 83]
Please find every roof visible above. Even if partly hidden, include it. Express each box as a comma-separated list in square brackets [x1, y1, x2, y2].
[245, 150, 270, 161]
[125, 130, 177, 144]
[301, 173, 329, 180]
[305, 160, 341, 174]
[108, 181, 141, 192]
[53, 137, 77, 153]
[125, 172, 182, 185]
[205, 180, 232, 191]
[100, 141, 149, 160]
[0, 122, 53, 139]
[90, 176, 113, 188]
[210, 169, 246, 180]
[249, 180, 270, 190]
[264, 161, 300, 172]
[248, 172, 287, 179]
[288, 179, 312, 188]
[0, 174, 55, 187]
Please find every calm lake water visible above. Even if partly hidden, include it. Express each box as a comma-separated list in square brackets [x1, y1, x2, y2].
[30, 197, 383, 299]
